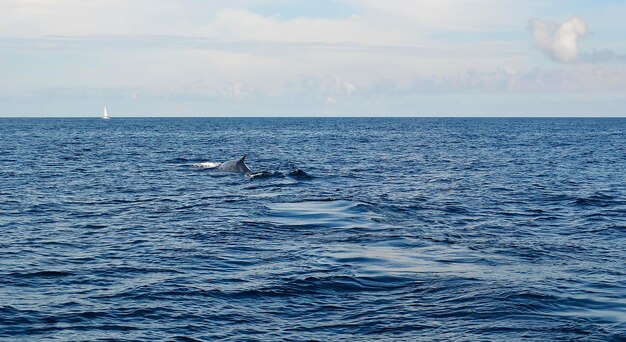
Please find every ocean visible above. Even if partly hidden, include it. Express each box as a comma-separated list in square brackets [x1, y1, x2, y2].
[1, 118, 625, 340]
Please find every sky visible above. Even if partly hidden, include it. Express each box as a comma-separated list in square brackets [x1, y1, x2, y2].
[1, 0, 625, 117]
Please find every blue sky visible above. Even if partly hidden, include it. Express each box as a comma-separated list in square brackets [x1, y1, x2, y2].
[0, 0, 625, 117]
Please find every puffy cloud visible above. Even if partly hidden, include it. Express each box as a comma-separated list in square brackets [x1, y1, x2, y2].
[528, 16, 588, 63]
[528, 16, 626, 64]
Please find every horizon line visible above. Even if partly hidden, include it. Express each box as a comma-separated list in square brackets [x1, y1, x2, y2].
[2, 115, 626, 119]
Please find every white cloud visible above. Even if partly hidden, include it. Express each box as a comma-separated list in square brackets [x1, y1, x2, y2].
[219, 81, 255, 100]
[404, 65, 626, 93]
[0, 0, 253, 37]
[529, 16, 588, 63]
[205, 9, 394, 44]
[0, 0, 532, 44]
[0, 1, 397, 44]
[285, 75, 357, 105]
[346, 0, 530, 32]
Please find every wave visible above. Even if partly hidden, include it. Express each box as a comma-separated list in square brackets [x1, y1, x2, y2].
[262, 199, 386, 231]
[574, 193, 622, 207]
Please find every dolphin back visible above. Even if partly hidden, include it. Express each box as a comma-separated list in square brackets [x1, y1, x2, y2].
[218, 155, 252, 173]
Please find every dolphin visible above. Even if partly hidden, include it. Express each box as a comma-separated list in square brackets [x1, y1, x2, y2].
[218, 155, 252, 173]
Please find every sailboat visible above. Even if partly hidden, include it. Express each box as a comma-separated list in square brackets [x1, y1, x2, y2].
[102, 107, 110, 120]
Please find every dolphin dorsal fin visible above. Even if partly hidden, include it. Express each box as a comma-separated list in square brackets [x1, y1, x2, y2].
[239, 154, 247, 162]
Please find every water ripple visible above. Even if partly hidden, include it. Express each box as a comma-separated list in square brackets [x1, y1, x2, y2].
[0, 118, 625, 340]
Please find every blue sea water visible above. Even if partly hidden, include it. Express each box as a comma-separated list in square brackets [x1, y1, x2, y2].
[0, 118, 625, 341]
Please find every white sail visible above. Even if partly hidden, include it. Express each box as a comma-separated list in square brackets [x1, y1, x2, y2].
[102, 107, 110, 120]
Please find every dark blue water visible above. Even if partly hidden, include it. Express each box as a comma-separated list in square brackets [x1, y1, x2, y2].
[1, 118, 625, 341]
